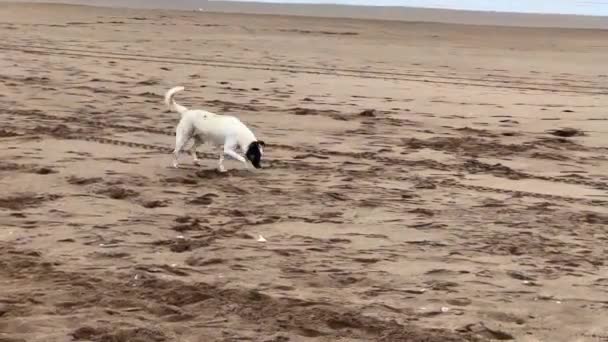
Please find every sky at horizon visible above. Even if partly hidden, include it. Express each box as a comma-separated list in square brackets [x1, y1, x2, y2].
[218, 0, 608, 16]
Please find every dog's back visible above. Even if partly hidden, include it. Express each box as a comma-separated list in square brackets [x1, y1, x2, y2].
[185, 110, 255, 147]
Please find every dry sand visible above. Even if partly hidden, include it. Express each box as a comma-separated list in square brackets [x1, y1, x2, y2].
[1, 2, 607, 342]
[6, 0, 608, 29]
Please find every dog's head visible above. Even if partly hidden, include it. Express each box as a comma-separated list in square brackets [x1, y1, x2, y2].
[245, 140, 265, 169]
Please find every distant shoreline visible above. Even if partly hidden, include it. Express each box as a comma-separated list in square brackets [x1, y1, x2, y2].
[211, 0, 608, 18]
[2, 0, 608, 29]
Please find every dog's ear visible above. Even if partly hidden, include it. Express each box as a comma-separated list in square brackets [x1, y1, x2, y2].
[257, 140, 266, 147]
[246, 141, 263, 169]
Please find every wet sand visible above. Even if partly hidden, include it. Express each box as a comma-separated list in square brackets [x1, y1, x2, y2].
[0, 2, 607, 342]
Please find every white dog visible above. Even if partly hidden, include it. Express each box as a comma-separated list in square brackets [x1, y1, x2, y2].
[164, 86, 265, 172]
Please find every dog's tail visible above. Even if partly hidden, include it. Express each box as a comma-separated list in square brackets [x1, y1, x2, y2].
[164, 86, 188, 115]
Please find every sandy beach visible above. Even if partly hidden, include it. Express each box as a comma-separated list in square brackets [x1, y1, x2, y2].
[0, 2, 607, 341]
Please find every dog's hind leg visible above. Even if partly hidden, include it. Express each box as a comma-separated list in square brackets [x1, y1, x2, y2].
[190, 135, 204, 165]
[173, 124, 190, 168]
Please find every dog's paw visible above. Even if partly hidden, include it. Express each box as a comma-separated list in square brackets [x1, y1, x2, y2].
[217, 165, 227, 173]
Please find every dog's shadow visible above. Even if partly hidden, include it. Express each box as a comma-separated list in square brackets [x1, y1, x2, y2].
[195, 168, 252, 179]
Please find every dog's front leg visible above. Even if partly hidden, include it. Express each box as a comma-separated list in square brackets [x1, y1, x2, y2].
[218, 151, 227, 173]
[223, 145, 248, 170]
